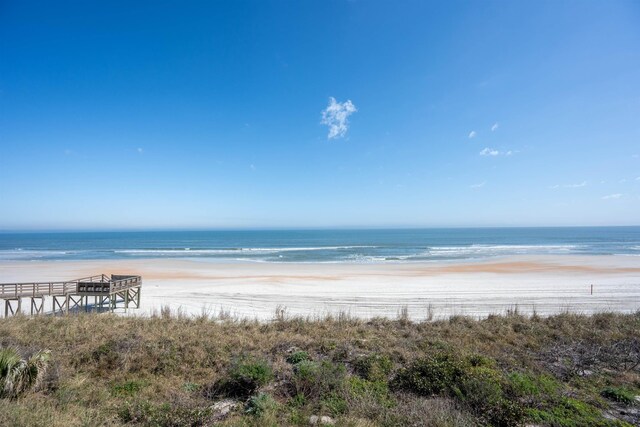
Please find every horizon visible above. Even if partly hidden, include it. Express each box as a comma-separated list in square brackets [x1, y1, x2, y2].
[2, 224, 640, 235]
[1, 1, 639, 230]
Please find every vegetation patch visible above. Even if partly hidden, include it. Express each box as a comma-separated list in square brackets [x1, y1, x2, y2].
[286, 350, 311, 365]
[110, 380, 147, 397]
[246, 392, 278, 416]
[0, 347, 51, 399]
[601, 387, 637, 405]
[0, 311, 639, 426]
[207, 357, 273, 398]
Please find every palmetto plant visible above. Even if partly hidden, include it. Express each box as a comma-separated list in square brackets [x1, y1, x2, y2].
[0, 347, 51, 399]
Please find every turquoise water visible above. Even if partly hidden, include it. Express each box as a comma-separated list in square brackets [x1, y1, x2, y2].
[0, 227, 639, 263]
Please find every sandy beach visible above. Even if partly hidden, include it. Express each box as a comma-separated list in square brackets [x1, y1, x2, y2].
[1, 255, 639, 320]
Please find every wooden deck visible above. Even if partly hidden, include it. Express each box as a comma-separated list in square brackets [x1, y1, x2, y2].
[0, 274, 142, 317]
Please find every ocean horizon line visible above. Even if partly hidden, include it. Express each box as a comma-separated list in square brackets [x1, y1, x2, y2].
[2, 224, 640, 235]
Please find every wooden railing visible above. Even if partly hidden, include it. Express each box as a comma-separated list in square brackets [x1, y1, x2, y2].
[0, 274, 142, 298]
[0, 281, 70, 298]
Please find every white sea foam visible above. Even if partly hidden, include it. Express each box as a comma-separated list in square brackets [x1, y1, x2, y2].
[0, 250, 73, 260]
[425, 244, 578, 257]
[113, 246, 377, 255]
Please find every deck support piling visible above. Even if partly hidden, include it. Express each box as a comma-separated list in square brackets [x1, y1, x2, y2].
[30, 296, 44, 315]
[4, 298, 21, 317]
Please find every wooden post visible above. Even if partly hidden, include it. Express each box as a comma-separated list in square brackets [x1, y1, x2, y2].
[4, 299, 21, 317]
[30, 297, 44, 315]
[590, 284, 593, 295]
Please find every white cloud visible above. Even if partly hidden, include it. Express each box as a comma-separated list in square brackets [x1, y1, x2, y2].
[491, 122, 499, 131]
[602, 193, 622, 200]
[636, 176, 640, 181]
[321, 97, 357, 139]
[550, 181, 587, 189]
[480, 147, 499, 156]
[565, 181, 587, 188]
[470, 181, 486, 189]
[468, 131, 477, 139]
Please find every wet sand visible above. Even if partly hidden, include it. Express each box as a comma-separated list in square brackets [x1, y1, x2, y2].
[1, 255, 639, 319]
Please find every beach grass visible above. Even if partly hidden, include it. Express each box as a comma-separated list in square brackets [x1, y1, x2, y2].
[0, 309, 639, 426]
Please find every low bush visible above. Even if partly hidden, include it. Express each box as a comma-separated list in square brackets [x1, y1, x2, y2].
[393, 351, 525, 426]
[111, 380, 147, 397]
[286, 350, 310, 365]
[392, 351, 468, 396]
[526, 397, 629, 427]
[246, 392, 278, 416]
[292, 360, 347, 406]
[354, 353, 393, 382]
[207, 357, 273, 398]
[601, 387, 637, 405]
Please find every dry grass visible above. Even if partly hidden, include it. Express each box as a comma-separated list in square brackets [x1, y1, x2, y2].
[0, 309, 638, 426]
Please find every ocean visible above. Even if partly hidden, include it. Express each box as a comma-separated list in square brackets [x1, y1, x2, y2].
[0, 227, 639, 263]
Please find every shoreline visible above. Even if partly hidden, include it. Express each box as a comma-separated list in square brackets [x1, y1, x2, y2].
[1, 254, 639, 320]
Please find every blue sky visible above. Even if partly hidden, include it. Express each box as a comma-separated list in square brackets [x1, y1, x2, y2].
[1, 0, 639, 230]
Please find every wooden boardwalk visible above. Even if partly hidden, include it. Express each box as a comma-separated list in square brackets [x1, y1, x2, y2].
[0, 274, 142, 317]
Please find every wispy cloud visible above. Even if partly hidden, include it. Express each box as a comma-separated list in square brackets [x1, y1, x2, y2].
[137, 148, 144, 154]
[491, 122, 499, 131]
[565, 181, 587, 188]
[479, 147, 499, 156]
[550, 181, 587, 189]
[468, 131, 477, 139]
[602, 193, 622, 200]
[636, 176, 640, 181]
[470, 181, 486, 189]
[250, 164, 256, 171]
[321, 97, 357, 139]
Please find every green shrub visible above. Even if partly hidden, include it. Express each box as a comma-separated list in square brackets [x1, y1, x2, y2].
[601, 387, 636, 405]
[293, 360, 347, 401]
[354, 353, 393, 382]
[321, 392, 348, 415]
[393, 352, 525, 426]
[392, 352, 468, 396]
[182, 382, 200, 393]
[111, 380, 147, 397]
[526, 397, 626, 427]
[286, 351, 310, 365]
[208, 357, 273, 398]
[246, 393, 278, 416]
[347, 376, 394, 408]
[509, 372, 561, 399]
[456, 366, 524, 426]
